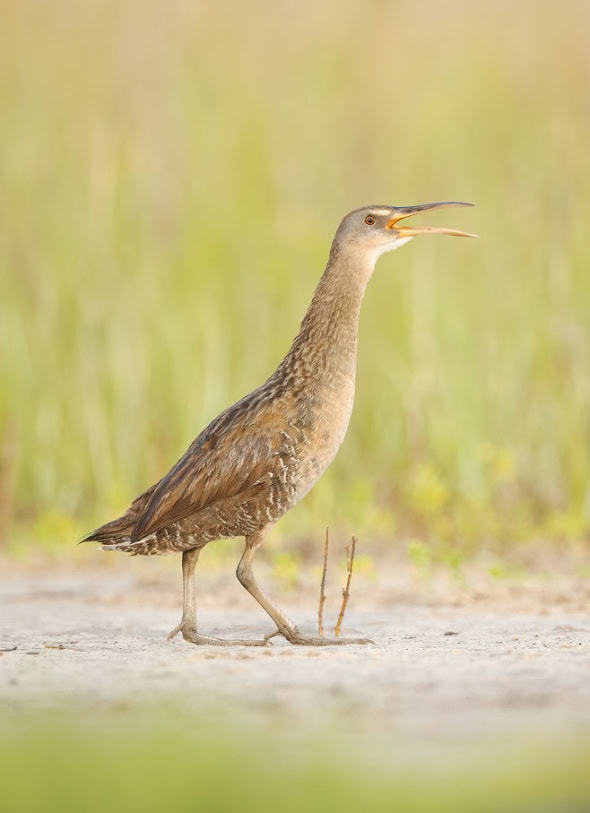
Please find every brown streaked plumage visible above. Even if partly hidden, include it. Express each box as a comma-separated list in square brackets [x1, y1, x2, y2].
[85, 202, 476, 646]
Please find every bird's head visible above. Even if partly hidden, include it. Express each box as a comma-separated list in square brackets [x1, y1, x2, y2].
[334, 201, 477, 261]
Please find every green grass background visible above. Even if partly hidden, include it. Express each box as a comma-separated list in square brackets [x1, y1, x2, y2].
[2, 0, 590, 551]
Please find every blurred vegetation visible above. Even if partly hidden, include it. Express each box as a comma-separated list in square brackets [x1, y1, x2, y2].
[2, 0, 590, 551]
[1, 713, 589, 813]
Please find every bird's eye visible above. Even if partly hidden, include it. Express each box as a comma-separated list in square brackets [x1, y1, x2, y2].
[364, 215, 376, 226]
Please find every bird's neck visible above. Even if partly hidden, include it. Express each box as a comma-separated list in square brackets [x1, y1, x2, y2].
[276, 241, 376, 388]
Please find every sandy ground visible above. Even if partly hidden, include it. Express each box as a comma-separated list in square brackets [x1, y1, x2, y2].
[1, 550, 590, 748]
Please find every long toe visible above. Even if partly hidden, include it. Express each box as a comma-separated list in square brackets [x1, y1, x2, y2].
[169, 626, 268, 647]
[166, 622, 186, 642]
[279, 629, 375, 646]
[193, 634, 268, 647]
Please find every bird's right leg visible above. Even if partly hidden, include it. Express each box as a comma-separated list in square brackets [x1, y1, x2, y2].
[237, 535, 373, 646]
[167, 547, 266, 646]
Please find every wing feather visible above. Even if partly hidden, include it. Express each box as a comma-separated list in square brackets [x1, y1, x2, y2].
[131, 392, 285, 541]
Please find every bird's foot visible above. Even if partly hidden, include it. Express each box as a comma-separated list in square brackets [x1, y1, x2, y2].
[167, 621, 267, 647]
[267, 626, 374, 646]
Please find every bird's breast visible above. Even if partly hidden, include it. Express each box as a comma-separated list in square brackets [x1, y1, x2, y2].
[286, 370, 356, 502]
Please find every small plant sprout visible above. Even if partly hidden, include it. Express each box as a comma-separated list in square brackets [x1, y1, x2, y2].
[335, 536, 358, 638]
[318, 527, 329, 637]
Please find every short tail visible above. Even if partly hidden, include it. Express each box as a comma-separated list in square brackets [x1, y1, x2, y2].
[82, 518, 129, 544]
[81, 514, 135, 551]
[82, 485, 158, 555]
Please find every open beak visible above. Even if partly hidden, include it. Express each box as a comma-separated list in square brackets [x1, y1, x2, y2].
[386, 201, 478, 238]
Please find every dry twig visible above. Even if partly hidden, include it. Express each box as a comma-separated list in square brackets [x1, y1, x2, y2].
[334, 536, 357, 637]
[317, 527, 329, 636]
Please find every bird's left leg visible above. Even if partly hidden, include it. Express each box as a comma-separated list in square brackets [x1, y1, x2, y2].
[168, 547, 265, 646]
[237, 535, 374, 646]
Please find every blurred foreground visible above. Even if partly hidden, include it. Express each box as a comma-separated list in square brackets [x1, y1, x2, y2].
[2, 715, 590, 813]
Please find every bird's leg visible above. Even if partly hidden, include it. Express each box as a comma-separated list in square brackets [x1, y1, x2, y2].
[167, 548, 200, 641]
[168, 548, 266, 646]
[237, 536, 374, 646]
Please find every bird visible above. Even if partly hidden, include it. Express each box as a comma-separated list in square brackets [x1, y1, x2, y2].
[84, 201, 476, 646]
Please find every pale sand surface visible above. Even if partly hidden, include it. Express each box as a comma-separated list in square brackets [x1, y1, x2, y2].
[1, 547, 589, 751]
